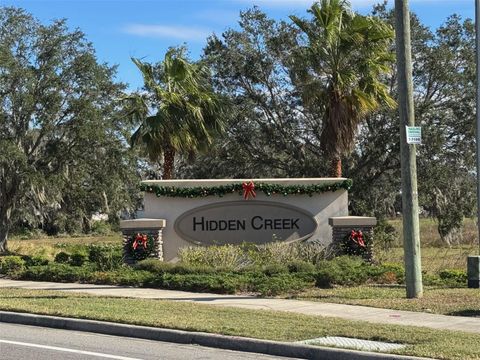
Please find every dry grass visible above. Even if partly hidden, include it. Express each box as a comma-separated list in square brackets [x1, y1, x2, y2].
[374, 218, 479, 273]
[388, 218, 478, 247]
[376, 245, 478, 273]
[8, 235, 122, 260]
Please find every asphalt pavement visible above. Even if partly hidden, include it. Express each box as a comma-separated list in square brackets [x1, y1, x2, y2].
[0, 322, 298, 360]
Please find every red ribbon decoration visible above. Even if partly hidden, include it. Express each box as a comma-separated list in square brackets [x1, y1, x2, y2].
[350, 230, 365, 248]
[242, 181, 256, 200]
[132, 233, 148, 250]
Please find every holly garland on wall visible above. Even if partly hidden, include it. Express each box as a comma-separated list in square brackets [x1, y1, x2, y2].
[140, 179, 353, 198]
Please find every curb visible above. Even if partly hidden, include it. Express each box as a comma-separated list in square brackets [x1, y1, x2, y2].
[0, 311, 431, 360]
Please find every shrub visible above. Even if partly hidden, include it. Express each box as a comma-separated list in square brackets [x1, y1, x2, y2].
[134, 259, 221, 275]
[315, 256, 370, 288]
[287, 260, 316, 273]
[168, 264, 217, 275]
[54, 251, 70, 264]
[423, 273, 443, 286]
[296, 241, 329, 265]
[90, 221, 113, 235]
[262, 263, 288, 276]
[134, 259, 176, 273]
[70, 252, 88, 267]
[244, 242, 301, 267]
[21, 255, 50, 267]
[179, 242, 329, 270]
[0, 256, 26, 275]
[159, 273, 240, 294]
[11, 228, 45, 240]
[374, 219, 399, 250]
[88, 244, 123, 270]
[89, 269, 154, 286]
[438, 269, 467, 286]
[179, 244, 245, 270]
[367, 262, 405, 284]
[21, 263, 90, 282]
[252, 273, 315, 296]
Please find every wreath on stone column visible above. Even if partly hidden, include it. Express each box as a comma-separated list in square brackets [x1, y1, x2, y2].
[341, 229, 370, 257]
[125, 233, 156, 261]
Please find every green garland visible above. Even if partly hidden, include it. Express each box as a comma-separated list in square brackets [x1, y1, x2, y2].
[140, 179, 352, 198]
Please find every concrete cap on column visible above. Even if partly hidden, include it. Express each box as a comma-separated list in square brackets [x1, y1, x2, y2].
[328, 216, 377, 227]
[120, 218, 166, 230]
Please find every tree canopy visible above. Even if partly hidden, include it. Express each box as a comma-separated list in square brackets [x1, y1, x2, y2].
[290, 0, 395, 177]
[123, 48, 226, 179]
[0, 7, 139, 251]
[1, 3, 477, 246]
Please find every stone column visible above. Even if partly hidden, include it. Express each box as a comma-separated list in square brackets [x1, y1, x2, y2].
[328, 216, 377, 262]
[120, 219, 166, 265]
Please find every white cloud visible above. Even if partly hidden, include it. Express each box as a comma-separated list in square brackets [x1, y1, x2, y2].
[123, 24, 212, 41]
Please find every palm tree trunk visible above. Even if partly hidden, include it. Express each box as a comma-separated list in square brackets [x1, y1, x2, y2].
[329, 156, 342, 177]
[163, 146, 175, 179]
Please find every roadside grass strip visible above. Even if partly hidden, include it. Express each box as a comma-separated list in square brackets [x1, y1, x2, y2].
[0, 288, 478, 360]
[294, 285, 480, 316]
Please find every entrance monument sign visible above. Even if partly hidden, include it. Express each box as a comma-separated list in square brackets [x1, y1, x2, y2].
[136, 178, 351, 261]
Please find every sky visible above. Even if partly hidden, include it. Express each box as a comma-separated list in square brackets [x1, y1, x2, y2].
[3, 0, 475, 90]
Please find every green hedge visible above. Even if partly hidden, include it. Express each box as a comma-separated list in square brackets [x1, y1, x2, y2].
[8, 254, 468, 295]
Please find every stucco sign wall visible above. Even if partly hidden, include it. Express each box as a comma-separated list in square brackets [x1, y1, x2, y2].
[141, 178, 349, 261]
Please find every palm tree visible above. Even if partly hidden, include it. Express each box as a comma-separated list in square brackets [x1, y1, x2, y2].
[290, 0, 395, 177]
[123, 47, 225, 179]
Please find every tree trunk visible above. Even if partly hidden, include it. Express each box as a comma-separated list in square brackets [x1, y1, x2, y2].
[162, 146, 176, 180]
[0, 217, 9, 254]
[329, 156, 342, 177]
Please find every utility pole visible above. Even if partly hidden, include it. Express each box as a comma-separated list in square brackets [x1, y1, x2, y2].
[395, 0, 423, 298]
[468, 0, 480, 289]
[476, 0, 480, 253]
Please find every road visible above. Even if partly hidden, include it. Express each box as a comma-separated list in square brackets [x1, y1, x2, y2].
[0, 323, 299, 360]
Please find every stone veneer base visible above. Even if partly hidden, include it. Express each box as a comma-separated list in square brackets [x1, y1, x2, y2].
[329, 217, 377, 262]
[120, 219, 166, 263]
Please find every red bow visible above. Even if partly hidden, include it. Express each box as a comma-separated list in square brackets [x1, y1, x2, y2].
[132, 233, 148, 250]
[242, 181, 256, 200]
[350, 230, 365, 248]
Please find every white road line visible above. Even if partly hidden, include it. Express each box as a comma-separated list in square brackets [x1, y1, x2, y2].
[0, 339, 143, 360]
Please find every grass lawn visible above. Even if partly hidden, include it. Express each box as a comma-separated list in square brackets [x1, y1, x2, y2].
[388, 217, 478, 246]
[375, 245, 478, 273]
[376, 218, 479, 273]
[293, 285, 480, 317]
[8, 234, 122, 260]
[0, 288, 479, 360]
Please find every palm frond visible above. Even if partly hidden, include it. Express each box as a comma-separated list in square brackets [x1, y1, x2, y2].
[292, 0, 395, 161]
[124, 47, 226, 171]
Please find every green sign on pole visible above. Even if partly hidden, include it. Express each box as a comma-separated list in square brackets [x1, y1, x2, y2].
[406, 126, 421, 144]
